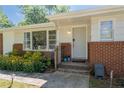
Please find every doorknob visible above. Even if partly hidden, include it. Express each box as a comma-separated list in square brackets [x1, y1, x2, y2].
[73, 38, 75, 48]
[73, 38, 75, 42]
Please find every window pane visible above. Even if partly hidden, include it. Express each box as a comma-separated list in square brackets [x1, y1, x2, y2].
[49, 41, 56, 44]
[32, 31, 47, 50]
[100, 21, 113, 40]
[49, 30, 56, 49]
[49, 36, 56, 39]
[49, 45, 56, 49]
[101, 21, 112, 30]
[24, 32, 30, 49]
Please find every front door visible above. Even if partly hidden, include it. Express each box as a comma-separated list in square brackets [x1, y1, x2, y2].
[73, 27, 86, 60]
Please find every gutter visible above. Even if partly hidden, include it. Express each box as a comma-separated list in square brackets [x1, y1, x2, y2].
[47, 6, 124, 20]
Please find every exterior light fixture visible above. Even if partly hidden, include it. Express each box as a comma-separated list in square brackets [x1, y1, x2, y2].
[67, 31, 71, 34]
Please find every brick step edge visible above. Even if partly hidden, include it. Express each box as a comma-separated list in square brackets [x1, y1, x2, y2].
[58, 68, 89, 75]
[60, 63, 88, 67]
[58, 65, 88, 70]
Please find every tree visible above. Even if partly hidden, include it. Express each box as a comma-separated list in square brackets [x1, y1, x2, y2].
[55, 6, 69, 13]
[45, 5, 56, 15]
[18, 5, 70, 26]
[18, 6, 49, 26]
[45, 5, 69, 15]
[0, 10, 14, 28]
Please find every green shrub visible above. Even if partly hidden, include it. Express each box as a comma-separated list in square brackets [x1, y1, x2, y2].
[7, 49, 23, 56]
[24, 51, 33, 60]
[9, 56, 23, 71]
[0, 51, 51, 73]
[31, 51, 42, 62]
[23, 60, 34, 73]
[31, 52, 51, 72]
[0, 55, 8, 70]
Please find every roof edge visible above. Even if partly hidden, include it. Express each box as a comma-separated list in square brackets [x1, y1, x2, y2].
[0, 22, 55, 32]
[47, 6, 124, 20]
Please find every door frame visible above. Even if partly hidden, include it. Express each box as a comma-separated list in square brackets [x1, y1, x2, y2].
[71, 24, 88, 59]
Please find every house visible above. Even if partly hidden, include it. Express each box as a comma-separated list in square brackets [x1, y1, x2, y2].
[0, 6, 124, 77]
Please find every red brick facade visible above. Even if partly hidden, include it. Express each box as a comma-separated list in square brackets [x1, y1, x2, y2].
[13, 43, 23, 52]
[88, 41, 124, 77]
[0, 34, 3, 54]
[13, 43, 54, 60]
[61, 43, 71, 61]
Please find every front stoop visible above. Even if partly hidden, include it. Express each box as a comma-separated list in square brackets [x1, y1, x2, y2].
[58, 62, 89, 75]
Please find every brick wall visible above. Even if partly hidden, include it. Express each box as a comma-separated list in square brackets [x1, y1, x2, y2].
[13, 43, 23, 52]
[88, 41, 124, 77]
[0, 34, 3, 54]
[61, 43, 71, 61]
[13, 43, 54, 60]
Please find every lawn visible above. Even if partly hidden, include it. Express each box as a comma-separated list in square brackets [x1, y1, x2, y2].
[89, 76, 124, 88]
[0, 79, 38, 88]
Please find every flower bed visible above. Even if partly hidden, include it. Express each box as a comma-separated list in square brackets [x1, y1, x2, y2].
[0, 51, 51, 73]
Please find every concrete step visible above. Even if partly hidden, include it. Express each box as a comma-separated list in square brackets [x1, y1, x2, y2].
[61, 62, 88, 67]
[58, 68, 89, 75]
[57, 62, 89, 75]
[58, 62, 88, 70]
[72, 58, 87, 63]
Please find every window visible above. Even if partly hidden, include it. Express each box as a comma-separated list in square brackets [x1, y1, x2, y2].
[24, 30, 56, 50]
[49, 30, 56, 49]
[32, 31, 47, 50]
[100, 21, 113, 40]
[24, 32, 31, 49]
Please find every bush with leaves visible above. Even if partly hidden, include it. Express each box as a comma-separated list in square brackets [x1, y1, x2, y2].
[23, 60, 34, 73]
[31, 51, 51, 72]
[9, 55, 24, 71]
[0, 55, 8, 70]
[0, 51, 51, 73]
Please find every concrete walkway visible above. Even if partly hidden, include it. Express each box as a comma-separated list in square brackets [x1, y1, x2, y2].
[0, 70, 89, 88]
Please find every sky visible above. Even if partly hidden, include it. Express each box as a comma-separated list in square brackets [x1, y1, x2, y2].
[1, 5, 103, 25]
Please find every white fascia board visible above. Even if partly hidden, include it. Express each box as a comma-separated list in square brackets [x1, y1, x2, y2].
[47, 6, 124, 20]
[0, 22, 56, 32]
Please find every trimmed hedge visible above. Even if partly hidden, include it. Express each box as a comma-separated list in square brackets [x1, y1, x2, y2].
[0, 51, 51, 73]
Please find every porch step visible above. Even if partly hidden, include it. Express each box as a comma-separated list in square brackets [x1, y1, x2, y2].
[58, 62, 88, 70]
[72, 58, 87, 63]
[57, 62, 89, 74]
[58, 68, 89, 75]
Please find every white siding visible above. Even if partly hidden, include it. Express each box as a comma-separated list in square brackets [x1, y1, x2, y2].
[115, 15, 124, 41]
[58, 26, 72, 43]
[58, 25, 91, 43]
[91, 14, 124, 41]
[14, 31, 24, 43]
[3, 31, 14, 54]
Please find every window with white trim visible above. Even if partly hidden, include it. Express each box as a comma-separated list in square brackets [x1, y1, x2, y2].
[32, 31, 47, 50]
[100, 21, 113, 41]
[49, 30, 56, 49]
[24, 30, 56, 50]
[24, 32, 31, 49]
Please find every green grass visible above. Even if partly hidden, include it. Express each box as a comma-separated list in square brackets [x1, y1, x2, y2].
[89, 78, 110, 88]
[0, 79, 38, 88]
[89, 77, 124, 88]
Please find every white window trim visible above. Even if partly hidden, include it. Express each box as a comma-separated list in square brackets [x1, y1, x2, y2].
[48, 30, 57, 50]
[23, 29, 56, 51]
[99, 18, 115, 41]
[24, 32, 31, 50]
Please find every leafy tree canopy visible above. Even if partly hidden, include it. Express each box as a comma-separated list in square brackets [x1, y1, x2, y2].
[0, 10, 14, 28]
[18, 5, 70, 26]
